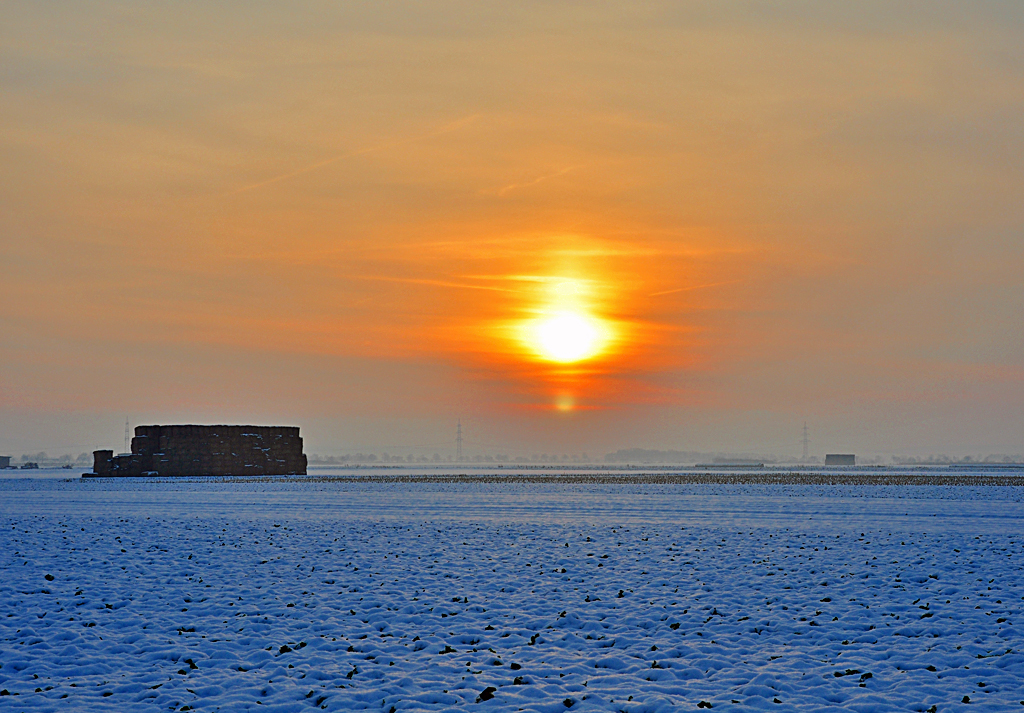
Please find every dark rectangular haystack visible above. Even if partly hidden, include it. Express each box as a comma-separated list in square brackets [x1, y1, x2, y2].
[88, 425, 306, 477]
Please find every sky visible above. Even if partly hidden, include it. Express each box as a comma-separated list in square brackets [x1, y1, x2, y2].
[1, 1, 1023, 461]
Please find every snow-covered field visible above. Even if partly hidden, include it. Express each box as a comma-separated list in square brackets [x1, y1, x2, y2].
[2, 469, 1023, 711]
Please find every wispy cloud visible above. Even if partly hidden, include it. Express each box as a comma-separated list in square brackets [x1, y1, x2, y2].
[485, 166, 578, 197]
[346, 274, 515, 293]
[227, 114, 481, 195]
[648, 280, 742, 297]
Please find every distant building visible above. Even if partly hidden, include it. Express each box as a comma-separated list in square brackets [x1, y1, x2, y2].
[0, 455, 10, 469]
[87, 425, 306, 477]
[825, 453, 856, 466]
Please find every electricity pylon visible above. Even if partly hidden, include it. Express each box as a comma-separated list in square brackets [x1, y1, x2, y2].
[456, 419, 463, 462]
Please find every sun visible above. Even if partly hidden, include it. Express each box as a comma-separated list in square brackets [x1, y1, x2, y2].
[506, 275, 617, 367]
[530, 310, 606, 363]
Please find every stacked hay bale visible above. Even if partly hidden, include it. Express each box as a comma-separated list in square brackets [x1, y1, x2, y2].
[92, 450, 113, 476]
[92, 425, 306, 477]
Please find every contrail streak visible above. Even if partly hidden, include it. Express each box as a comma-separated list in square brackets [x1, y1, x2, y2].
[648, 279, 741, 297]
[228, 114, 481, 195]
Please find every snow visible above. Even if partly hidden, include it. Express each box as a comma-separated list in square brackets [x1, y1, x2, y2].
[1, 468, 1023, 711]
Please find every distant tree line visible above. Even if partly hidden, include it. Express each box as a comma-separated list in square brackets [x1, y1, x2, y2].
[892, 454, 1023, 465]
[307, 452, 594, 465]
[603, 449, 778, 464]
[7, 452, 92, 467]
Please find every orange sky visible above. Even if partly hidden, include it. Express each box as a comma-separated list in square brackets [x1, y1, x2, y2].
[2, 2, 1023, 458]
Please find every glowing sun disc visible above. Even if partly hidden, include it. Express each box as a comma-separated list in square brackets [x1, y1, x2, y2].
[532, 311, 604, 363]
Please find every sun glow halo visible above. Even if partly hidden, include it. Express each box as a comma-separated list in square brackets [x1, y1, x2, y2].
[531, 310, 605, 363]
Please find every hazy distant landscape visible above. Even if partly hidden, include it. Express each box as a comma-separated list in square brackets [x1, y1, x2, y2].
[5, 450, 1024, 472]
